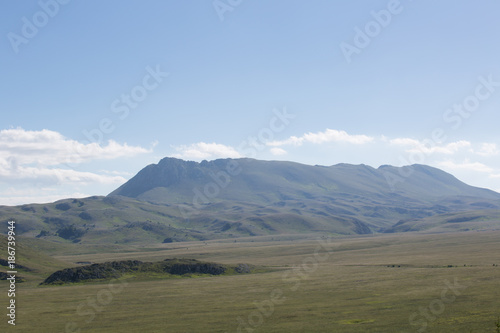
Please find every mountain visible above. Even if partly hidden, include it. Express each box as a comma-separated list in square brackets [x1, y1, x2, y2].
[109, 157, 500, 234]
[2, 158, 500, 245]
[111, 158, 500, 203]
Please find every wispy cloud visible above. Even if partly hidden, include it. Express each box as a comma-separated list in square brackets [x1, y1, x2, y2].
[172, 142, 242, 160]
[0, 166, 127, 185]
[270, 147, 287, 156]
[0, 128, 152, 166]
[389, 137, 500, 159]
[267, 129, 374, 147]
[389, 138, 471, 155]
[437, 159, 494, 173]
[0, 128, 152, 189]
[98, 170, 134, 176]
[475, 143, 499, 157]
[0, 187, 92, 206]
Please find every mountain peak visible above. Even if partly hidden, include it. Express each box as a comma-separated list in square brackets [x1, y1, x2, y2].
[104, 157, 500, 235]
[110, 157, 500, 203]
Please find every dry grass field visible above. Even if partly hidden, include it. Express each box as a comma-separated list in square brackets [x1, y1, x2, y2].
[1, 231, 500, 332]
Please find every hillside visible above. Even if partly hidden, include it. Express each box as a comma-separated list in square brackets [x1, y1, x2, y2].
[383, 209, 500, 233]
[1, 158, 500, 245]
[0, 234, 71, 283]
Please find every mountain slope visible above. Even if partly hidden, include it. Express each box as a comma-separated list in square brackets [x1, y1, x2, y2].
[383, 209, 500, 233]
[111, 158, 500, 203]
[108, 157, 500, 234]
[2, 158, 500, 245]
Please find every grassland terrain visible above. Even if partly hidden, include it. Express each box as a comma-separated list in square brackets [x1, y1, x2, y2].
[2, 159, 500, 332]
[1, 230, 499, 332]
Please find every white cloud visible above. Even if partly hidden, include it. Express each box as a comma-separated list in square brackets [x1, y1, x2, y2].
[172, 142, 242, 160]
[389, 137, 420, 147]
[98, 170, 134, 176]
[390, 138, 471, 155]
[0, 166, 127, 185]
[476, 143, 499, 157]
[267, 129, 374, 147]
[0, 187, 92, 206]
[270, 147, 287, 156]
[0, 128, 152, 166]
[437, 160, 494, 173]
[0, 128, 152, 204]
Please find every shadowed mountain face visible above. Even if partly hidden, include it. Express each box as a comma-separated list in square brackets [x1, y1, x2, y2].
[2, 158, 500, 244]
[106, 158, 500, 235]
[110, 158, 500, 205]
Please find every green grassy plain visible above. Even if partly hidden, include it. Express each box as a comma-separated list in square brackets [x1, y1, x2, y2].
[1, 231, 500, 332]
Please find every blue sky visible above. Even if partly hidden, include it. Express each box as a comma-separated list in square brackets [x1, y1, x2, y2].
[1, 0, 500, 205]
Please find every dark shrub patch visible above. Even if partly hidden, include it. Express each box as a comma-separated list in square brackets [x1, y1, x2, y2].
[56, 225, 86, 241]
[167, 262, 226, 275]
[78, 212, 93, 221]
[41, 260, 144, 285]
[36, 230, 52, 238]
[21, 205, 36, 213]
[55, 203, 71, 211]
[0, 272, 25, 282]
[41, 259, 250, 285]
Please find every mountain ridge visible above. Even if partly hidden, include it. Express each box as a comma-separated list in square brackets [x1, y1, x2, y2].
[1, 157, 500, 245]
[110, 157, 500, 205]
